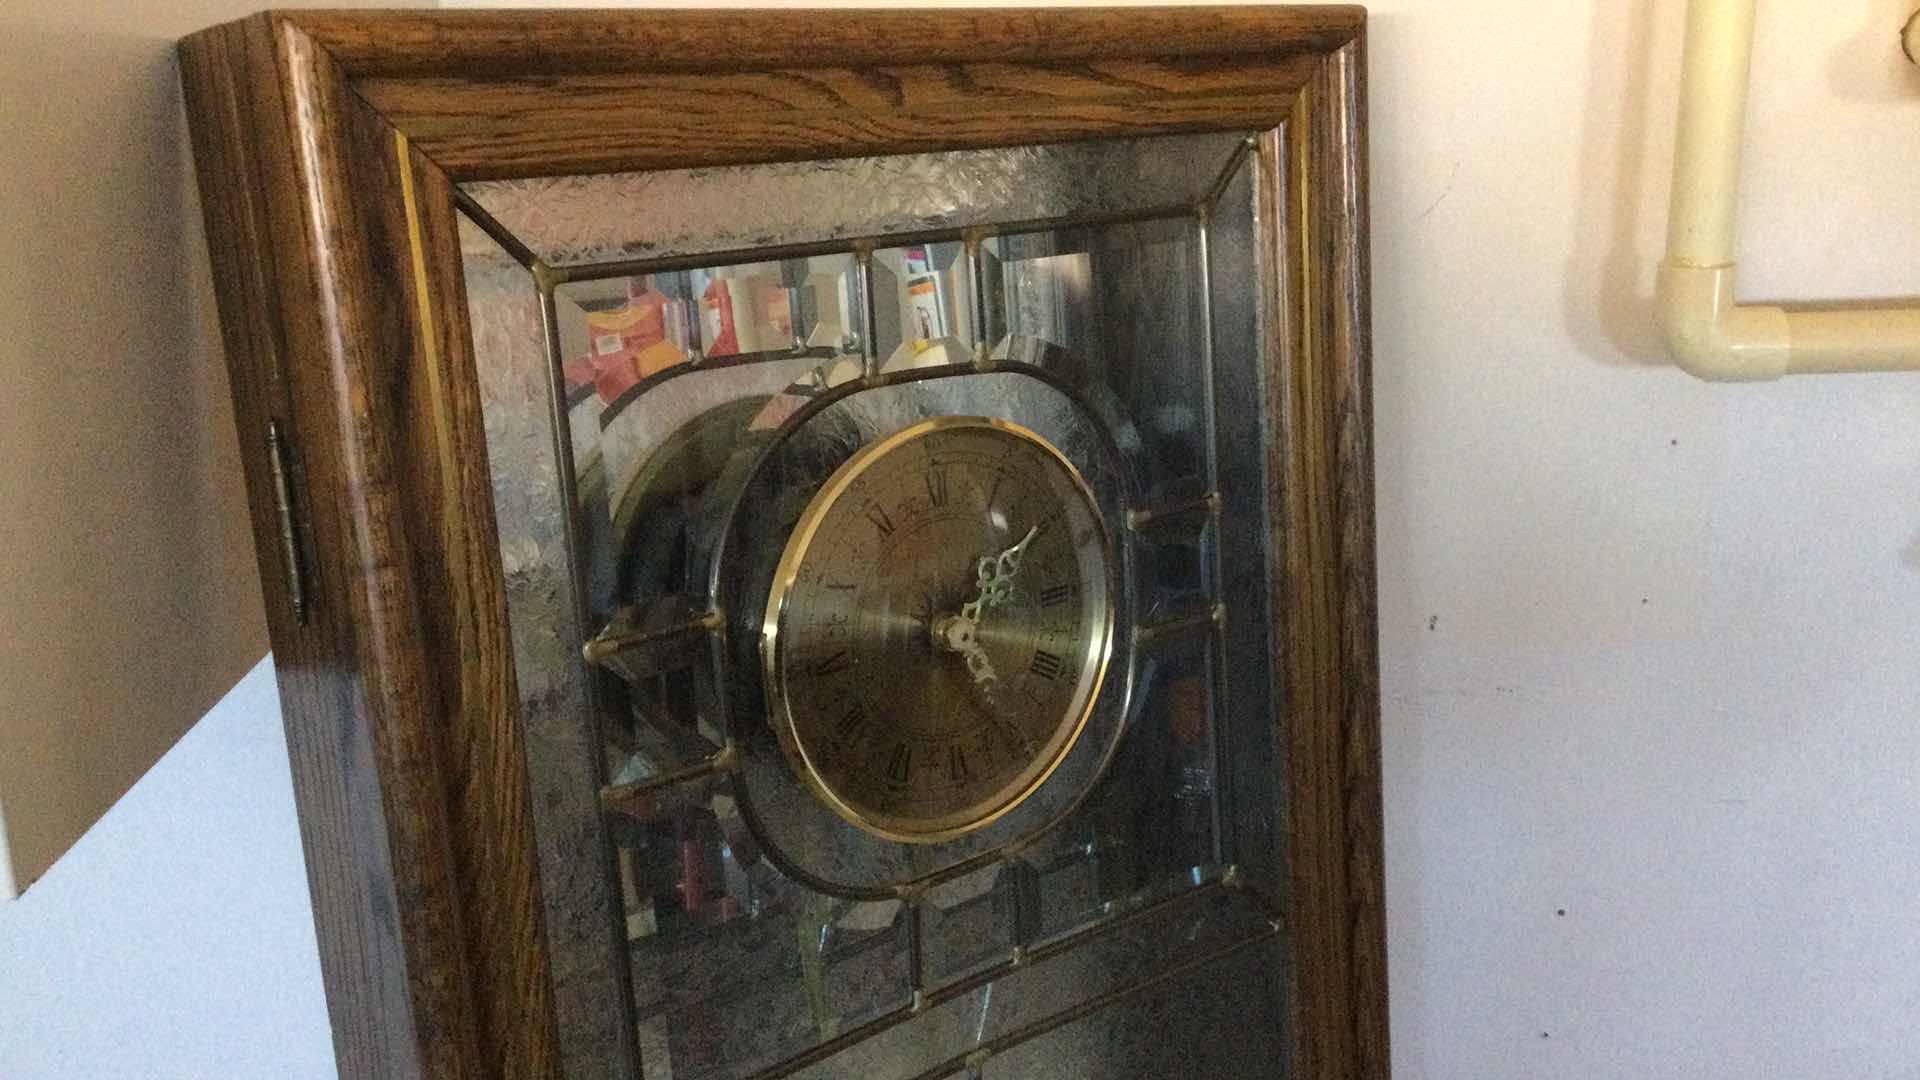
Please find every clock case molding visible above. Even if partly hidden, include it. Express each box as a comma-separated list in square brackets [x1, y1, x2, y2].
[178, 7, 1385, 1078]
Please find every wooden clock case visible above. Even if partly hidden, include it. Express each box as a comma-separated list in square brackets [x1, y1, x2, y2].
[178, 7, 1385, 1077]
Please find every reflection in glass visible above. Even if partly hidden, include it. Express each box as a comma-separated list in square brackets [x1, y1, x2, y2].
[920, 861, 1016, 983]
[981, 931, 1285, 1079]
[456, 130, 1283, 1079]
[461, 132, 1252, 267]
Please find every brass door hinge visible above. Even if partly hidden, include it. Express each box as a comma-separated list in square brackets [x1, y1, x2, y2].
[265, 419, 309, 624]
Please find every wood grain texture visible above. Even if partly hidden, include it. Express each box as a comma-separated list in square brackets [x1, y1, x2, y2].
[1263, 36, 1391, 1080]
[357, 53, 1321, 179]
[182, 19, 432, 1078]
[285, 6, 1363, 78]
[181, 13, 562, 1079]
[397, 143, 566, 1080]
[180, 8, 1384, 1079]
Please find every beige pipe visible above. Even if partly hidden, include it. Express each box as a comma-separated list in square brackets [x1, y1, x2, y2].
[1906, 9, 1919, 66]
[1658, 0, 1920, 380]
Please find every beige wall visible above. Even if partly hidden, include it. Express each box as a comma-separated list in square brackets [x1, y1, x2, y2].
[0, 0, 421, 891]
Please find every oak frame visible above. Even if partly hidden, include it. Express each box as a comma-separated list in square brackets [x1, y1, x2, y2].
[178, 8, 1384, 1079]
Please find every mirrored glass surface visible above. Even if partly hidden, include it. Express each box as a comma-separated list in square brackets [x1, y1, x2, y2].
[462, 133, 1252, 267]
[456, 129, 1283, 1080]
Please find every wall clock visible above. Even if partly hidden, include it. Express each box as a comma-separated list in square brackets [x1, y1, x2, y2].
[180, 8, 1385, 1079]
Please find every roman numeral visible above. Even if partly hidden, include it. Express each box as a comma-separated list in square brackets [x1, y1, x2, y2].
[865, 504, 894, 537]
[1029, 650, 1064, 680]
[948, 744, 970, 782]
[887, 743, 912, 783]
[1038, 583, 1072, 607]
[812, 649, 852, 677]
[925, 468, 949, 508]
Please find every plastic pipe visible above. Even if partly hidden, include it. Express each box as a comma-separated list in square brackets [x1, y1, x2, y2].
[1905, 9, 1919, 66]
[1657, 0, 1920, 380]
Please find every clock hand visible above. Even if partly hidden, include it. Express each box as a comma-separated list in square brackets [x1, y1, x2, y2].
[961, 640, 997, 688]
[937, 525, 1040, 689]
[992, 525, 1040, 585]
[969, 525, 1039, 616]
[931, 609, 996, 687]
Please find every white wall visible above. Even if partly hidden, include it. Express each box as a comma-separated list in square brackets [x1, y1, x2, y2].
[1369, 4, 1919, 1076]
[0, 659, 335, 1078]
[4, 1, 1913, 1078]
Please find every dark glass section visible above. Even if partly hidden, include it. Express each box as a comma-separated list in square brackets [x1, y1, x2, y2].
[1203, 152, 1287, 899]
[1136, 513, 1215, 622]
[920, 862, 1017, 984]
[619, 789, 913, 1079]
[983, 934, 1286, 1079]
[791, 884, 1274, 1080]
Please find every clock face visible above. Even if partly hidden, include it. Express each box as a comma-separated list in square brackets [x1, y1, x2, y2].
[762, 416, 1115, 842]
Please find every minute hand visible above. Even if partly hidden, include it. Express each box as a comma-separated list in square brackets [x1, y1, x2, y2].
[964, 525, 1039, 621]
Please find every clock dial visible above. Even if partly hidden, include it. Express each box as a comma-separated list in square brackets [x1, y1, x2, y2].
[762, 416, 1115, 842]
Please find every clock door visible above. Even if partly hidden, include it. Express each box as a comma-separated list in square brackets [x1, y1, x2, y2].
[456, 131, 1300, 1079]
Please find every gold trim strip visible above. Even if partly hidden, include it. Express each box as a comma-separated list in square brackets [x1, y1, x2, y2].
[395, 132, 469, 594]
[599, 745, 738, 814]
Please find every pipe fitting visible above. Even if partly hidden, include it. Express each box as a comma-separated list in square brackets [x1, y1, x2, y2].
[1656, 262, 1790, 382]
[1657, 0, 1920, 378]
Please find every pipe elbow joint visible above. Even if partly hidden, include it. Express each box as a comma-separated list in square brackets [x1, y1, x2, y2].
[1656, 262, 1790, 382]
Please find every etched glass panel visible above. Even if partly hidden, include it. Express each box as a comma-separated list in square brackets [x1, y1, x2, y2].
[789, 885, 1276, 1080]
[619, 788, 912, 1079]
[982, 934, 1286, 1079]
[461, 133, 1252, 267]
[458, 215, 633, 1079]
[920, 861, 1016, 984]
[456, 128, 1285, 1080]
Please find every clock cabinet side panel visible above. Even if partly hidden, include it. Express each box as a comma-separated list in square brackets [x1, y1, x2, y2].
[1263, 41, 1389, 1080]
[181, 16, 571, 1080]
[180, 20, 435, 1080]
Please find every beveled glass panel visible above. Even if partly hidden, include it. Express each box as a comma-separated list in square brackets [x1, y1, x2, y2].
[611, 784, 915, 1079]
[460, 132, 1252, 267]
[1201, 148, 1288, 901]
[985, 218, 1210, 505]
[981, 934, 1286, 1079]
[871, 240, 978, 368]
[1135, 513, 1215, 622]
[454, 127, 1286, 1080]
[919, 861, 1017, 984]
[789, 884, 1275, 1080]
[457, 215, 633, 1079]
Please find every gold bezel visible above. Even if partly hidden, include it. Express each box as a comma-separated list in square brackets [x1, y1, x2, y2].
[760, 415, 1117, 844]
